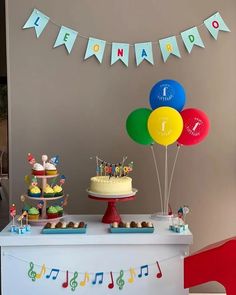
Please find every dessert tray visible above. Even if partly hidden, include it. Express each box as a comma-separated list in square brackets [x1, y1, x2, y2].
[109, 221, 154, 234]
[41, 221, 87, 234]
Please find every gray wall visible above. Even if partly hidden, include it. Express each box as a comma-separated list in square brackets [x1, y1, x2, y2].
[6, 0, 236, 293]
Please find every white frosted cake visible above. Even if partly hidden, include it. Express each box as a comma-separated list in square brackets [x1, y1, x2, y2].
[89, 176, 132, 195]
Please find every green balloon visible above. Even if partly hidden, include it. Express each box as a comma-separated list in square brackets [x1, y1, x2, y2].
[126, 108, 153, 145]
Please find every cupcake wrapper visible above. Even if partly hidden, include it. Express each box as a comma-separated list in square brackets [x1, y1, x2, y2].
[46, 170, 57, 176]
[47, 213, 58, 219]
[54, 191, 63, 197]
[28, 214, 39, 221]
[32, 170, 45, 176]
[44, 193, 55, 198]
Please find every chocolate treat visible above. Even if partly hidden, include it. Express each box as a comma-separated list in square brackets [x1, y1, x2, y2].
[141, 221, 148, 228]
[118, 221, 125, 228]
[44, 222, 51, 229]
[79, 221, 85, 228]
[112, 222, 118, 228]
[130, 221, 137, 228]
[147, 222, 153, 228]
[137, 222, 142, 228]
[55, 222, 63, 228]
[67, 222, 74, 228]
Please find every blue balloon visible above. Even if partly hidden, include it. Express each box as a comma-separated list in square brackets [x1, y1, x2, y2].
[149, 79, 186, 112]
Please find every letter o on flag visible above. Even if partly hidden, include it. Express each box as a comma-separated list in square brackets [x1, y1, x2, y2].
[93, 44, 100, 52]
[212, 20, 219, 29]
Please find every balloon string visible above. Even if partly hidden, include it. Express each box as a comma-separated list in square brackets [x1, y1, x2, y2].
[164, 146, 168, 214]
[150, 144, 163, 213]
[167, 145, 181, 210]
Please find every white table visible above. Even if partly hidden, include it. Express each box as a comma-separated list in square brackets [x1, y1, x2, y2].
[0, 214, 193, 295]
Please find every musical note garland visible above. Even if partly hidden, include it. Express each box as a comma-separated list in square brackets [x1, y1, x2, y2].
[3, 252, 183, 292]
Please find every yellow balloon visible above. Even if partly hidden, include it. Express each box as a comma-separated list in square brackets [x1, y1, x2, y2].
[148, 107, 183, 146]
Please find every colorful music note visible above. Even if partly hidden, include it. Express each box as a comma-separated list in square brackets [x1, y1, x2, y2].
[138, 265, 149, 278]
[128, 268, 136, 283]
[36, 264, 46, 279]
[70, 271, 78, 291]
[62, 271, 69, 288]
[116, 270, 125, 290]
[28, 262, 36, 282]
[92, 272, 104, 285]
[156, 261, 163, 279]
[108, 272, 114, 289]
[80, 272, 90, 287]
[46, 268, 60, 280]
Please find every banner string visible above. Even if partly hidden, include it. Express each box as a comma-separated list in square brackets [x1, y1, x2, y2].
[47, 9, 209, 47]
[3, 252, 183, 275]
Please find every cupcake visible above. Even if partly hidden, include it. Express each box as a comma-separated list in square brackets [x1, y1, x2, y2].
[47, 206, 58, 219]
[53, 185, 63, 197]
[43, 185, 55, 198]
[32, 163, 45, 176]
[28, 207, 39, 220]
[45, 163, 57, 176]
[28, 186, 41, 198]
[54, 205, 63, 217]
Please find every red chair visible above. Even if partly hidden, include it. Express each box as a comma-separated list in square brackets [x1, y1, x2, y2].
[184, 237, 236, 294]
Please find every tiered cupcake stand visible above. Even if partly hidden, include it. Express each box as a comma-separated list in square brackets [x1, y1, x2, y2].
[25, 174, 65, 226]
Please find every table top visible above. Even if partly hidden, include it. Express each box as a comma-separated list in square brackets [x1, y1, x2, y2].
[0, 214, 193, 247]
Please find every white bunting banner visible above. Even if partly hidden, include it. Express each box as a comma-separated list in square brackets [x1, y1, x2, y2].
[23, 9, 230, 67]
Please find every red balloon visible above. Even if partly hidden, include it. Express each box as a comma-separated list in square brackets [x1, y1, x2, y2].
[178, 108, 210, 146]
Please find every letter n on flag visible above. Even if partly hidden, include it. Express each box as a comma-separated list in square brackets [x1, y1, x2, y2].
[111, 43, 129, 66]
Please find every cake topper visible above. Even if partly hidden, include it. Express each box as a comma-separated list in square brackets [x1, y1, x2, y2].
[27, 153, 36, 165]
[50, 155, 59, 166]
[92, 156, 133, 178]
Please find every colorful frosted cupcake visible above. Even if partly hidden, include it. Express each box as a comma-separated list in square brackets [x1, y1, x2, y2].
[32, 163, 45, 176]
[47, 206, 58, 219]
[55, 205, 63, 217]
[28, 207, 39, 220]
[43, 185, 55, 198]
[28, 186, 41, 198]
[45, 163, 57, 176]
[53, 185, 63, 197]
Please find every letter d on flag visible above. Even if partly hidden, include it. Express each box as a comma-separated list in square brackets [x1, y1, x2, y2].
[181, 27, 204, 53]
[23, 9, 50, 38]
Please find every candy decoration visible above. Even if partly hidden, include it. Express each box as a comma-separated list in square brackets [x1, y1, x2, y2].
[178, 108, 210, 146]
[42, 155, 48, 168]
[149, 79, 186, 112]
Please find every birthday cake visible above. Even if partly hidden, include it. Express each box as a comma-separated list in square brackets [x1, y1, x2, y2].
[89, 156, 134, 196]
[90, 176, 132, 195]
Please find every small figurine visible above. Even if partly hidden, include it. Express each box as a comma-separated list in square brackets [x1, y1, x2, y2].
[9, 204, 17, 232]
[169, 206, 190, 233]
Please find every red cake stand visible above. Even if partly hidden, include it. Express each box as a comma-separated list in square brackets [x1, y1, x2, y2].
[87, 189, 137, 224]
